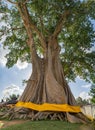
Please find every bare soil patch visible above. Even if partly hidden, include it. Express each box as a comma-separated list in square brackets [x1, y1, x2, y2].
[0, 120, 28, 129]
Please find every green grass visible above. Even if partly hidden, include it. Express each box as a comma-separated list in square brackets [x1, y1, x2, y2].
[0, 120, 82, 130]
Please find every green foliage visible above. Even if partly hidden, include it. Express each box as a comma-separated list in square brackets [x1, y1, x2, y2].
[76, 97, 90, 106]
[5, 94, 19, 102]
[0, 0, 95, 83]
[89, 84, 95, 103]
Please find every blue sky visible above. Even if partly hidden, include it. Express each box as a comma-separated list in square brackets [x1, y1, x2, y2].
[0, 57, 32, 100]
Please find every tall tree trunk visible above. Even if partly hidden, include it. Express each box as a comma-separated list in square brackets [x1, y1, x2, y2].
[20, 38, 73, 105]
[9, 38, 89, 123]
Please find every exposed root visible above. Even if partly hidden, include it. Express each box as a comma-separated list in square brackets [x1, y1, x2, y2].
[0, 107, 90, 123]
[66, 112, 90, 123]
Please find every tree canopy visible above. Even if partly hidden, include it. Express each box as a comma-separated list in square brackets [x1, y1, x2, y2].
[0, 0, 95, 83]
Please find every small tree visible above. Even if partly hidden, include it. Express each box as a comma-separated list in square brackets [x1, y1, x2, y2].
[76, 97, 90, 106]
[6, 94, 19, 102]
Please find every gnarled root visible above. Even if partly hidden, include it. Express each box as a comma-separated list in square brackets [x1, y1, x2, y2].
[1, 107, 90, 124]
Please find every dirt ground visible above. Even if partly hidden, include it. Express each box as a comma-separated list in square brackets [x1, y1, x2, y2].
[0, 120, 27, 129]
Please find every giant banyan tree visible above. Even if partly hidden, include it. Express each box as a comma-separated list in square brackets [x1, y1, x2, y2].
[1, 0, 95, 123]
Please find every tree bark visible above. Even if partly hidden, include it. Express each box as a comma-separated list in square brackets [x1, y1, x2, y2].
[7, 37, 89, 123]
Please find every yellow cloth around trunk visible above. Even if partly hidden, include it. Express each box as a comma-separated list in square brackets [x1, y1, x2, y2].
[15, 102, 81, 113]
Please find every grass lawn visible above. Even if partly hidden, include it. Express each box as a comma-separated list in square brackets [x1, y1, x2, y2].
[0, 120, 82, 130]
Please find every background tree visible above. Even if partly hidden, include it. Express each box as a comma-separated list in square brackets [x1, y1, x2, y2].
[76, 97, 90, 106]
[5, 94, 19, 102]
[89, 84, 95, 104]
[0, 0, 95, 123]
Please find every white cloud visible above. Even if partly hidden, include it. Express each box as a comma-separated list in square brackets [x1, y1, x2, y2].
[81, 84, 91, 88]
[0, 45, 9, 67]
[0, 45, 28, 69]
[2, 84, 24, 100]
[79, 91, 91, 100]
[0, 47, 28, 69]
[16, 59, 28, 70]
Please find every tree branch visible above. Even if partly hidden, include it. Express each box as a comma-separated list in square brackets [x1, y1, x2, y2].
[17, 3, 46, 49]
[17, 2, 45, 59]
[30, 22, 46, 49]
[52, 10, 70, 38]
[24, 0, 29, 4]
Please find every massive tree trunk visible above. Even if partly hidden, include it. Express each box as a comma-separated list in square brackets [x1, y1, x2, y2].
[20, 38, 74, 105]
[9, 38, 89, 123]
[3, 2, 90, 123]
